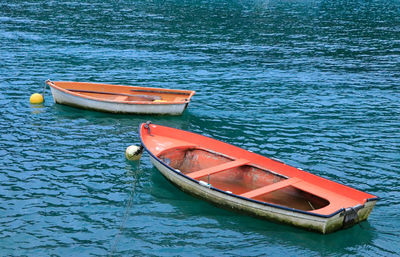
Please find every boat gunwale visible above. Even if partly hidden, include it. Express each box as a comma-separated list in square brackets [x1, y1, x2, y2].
[46, 80, 196, 105]
[138, 123, 379, 218]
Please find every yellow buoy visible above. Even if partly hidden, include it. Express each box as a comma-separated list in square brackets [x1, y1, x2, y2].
[30, 93, 44, 104]
[125, 145, 144, 161]
[153, 99, 167, 103]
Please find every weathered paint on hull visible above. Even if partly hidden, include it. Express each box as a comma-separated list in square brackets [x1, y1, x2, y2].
[150, 155, 377, 234]
[50, 87, 188, 115]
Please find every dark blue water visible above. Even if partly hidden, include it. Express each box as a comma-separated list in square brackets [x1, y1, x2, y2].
[1, 0, 399, 256]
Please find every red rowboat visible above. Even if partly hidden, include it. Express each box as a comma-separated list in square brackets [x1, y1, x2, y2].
[46, 80, 195, 115]
[139, 122, 378, 234]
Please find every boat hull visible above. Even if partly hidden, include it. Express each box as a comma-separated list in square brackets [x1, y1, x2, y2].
[140, 123, 378, 234]
[149, 155, 377, 234]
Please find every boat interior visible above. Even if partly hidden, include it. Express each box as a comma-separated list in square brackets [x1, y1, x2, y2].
[49, 81, 193, 103]
[69, 89, 189, 103]
[158, 146, 330, 212]
[73, 90, 162, 102]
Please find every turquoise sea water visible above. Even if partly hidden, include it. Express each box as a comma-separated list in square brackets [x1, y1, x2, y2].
[1, 0, 399, 256]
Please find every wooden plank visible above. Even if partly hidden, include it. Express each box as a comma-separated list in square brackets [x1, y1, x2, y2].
[240, 177, 302, 199]
[187, 159, 250, 179]
[113, 95, 128, 101]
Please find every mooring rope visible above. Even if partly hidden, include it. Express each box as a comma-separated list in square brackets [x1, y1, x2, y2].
[109, 164, 142, 256]
[43, 80, 47, 98]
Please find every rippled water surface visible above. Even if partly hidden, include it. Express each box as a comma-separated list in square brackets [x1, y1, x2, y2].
[1, 0, 399, 256]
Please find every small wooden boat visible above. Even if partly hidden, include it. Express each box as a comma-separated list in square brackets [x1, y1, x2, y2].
[139, 122, 378, 234]
[46, 80, 195, 115]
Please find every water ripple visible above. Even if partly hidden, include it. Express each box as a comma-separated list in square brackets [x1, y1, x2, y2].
[1, 0, 400, 256]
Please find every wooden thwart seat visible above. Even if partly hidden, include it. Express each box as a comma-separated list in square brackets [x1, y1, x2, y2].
[240, 177, 302, 199]
[113, 95, 128, 101]
[187, 159, 250, 179]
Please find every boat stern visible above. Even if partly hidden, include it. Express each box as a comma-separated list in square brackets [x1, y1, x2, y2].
[323, 199, 378, 234]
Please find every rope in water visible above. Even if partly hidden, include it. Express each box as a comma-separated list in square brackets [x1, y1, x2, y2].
[109, 165, 142, 256]
[43, 80, 47, 98]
